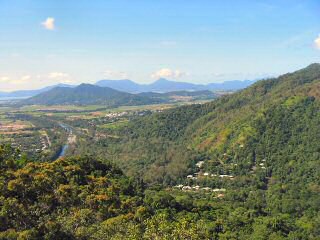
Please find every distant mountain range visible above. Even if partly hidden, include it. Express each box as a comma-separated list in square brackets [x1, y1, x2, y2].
[0, 78, 256, 99]
[0, 84, 74, 98]
[95, 78, 256, 93]
[23, 84, 159, 106]
[23, 84, 219, 106]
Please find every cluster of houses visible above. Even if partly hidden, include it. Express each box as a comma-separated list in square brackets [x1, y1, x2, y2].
[105, 111, 129, 119]
[175, 185, 226, 192]
[105, 109, 164, 120]
[9, 135, 46, 155]
[36, 134, 51, 152]
[259, 159, 266, 169]
[173, 184, 226, 197]
[173, 157, 268, 196]
[171, 160, 233, 196]
[250, 159, 267, 173]
[187, 173, 234, 180]
[186, 160, 235, 180]
[259, 163, 266, 169]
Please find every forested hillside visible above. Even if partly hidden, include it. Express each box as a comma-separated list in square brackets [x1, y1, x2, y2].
[71, 64, 320, 239]
[1, 64, 319, 239]
[80, 64, 320, 184]
[1, 143, 319, 239]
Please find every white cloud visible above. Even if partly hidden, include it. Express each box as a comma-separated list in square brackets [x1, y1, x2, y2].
[103, 70, 128, 79]
[0, 76, 10, 83]
[41, 17, 55, 30]
[151, 68, 186, 79]
[21, 75, 31, 81]
[0, 75, 31, 85]
[47, 72, 75, 84]
[11, 75, 31, 84]
[0, 73, 75, 91]
[48, 72, 69, 79]
[314, 35, 320, 49]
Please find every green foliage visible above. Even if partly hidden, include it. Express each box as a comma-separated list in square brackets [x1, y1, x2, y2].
[0, 64, 320, 239]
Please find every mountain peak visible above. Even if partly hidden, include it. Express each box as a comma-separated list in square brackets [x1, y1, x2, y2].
[304, 63, 320, 71]
[78, 83, 95, 88]
[154, 78, 172, 83]
[306, 62, 320, 67]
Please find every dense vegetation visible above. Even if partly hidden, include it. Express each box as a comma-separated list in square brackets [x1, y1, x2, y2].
[1, 144, 319, 239]
[1, 64, 319, 239]
[74, 64, 320, 238]
[79, 64, 320, 183]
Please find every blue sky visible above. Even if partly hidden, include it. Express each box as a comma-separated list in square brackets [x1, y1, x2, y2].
[0, 0, 319, 91]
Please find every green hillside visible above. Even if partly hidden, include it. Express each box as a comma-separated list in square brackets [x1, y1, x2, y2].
[96, 63, 320, 184]
[0, 64, 319, 239]
[109, 64, 320, 182]
[71, 64, 320, 239]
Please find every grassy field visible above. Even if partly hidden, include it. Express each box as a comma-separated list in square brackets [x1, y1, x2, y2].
[0, 100, 213, 160]
[98, 120, 129, 130]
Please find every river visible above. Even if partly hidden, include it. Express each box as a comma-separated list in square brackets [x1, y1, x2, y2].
[57, 144, 69, 158]
[56, 122, 74, 159]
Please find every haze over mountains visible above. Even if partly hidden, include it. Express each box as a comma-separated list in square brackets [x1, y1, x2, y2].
[0, 78, 256, 99]
[95, 78, 256, 93]
[23, 84, 218, 106]
[0, 84, 74, 99]
[23, 84, 160, 106]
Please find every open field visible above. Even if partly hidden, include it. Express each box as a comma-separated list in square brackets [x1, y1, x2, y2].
[0, 100, 210, 161]
[98, 120, 129, 130]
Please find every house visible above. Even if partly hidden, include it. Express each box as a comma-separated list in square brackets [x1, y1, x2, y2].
[182, 186, 192, 191]
[203, 172, 209, 176]
[219, 175, 229, 178]
[202, 187, 211, 191]
[187, 175, 193, 179]
[192, 185, 200, 190]
[195, 161, 204, 168]
[213, 188, 226, 192]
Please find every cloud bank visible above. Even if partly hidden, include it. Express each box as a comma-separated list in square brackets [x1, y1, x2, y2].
[314, 35, 320, 49]
[41, 17, 55, 30]
[151, 68, 186, 79]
